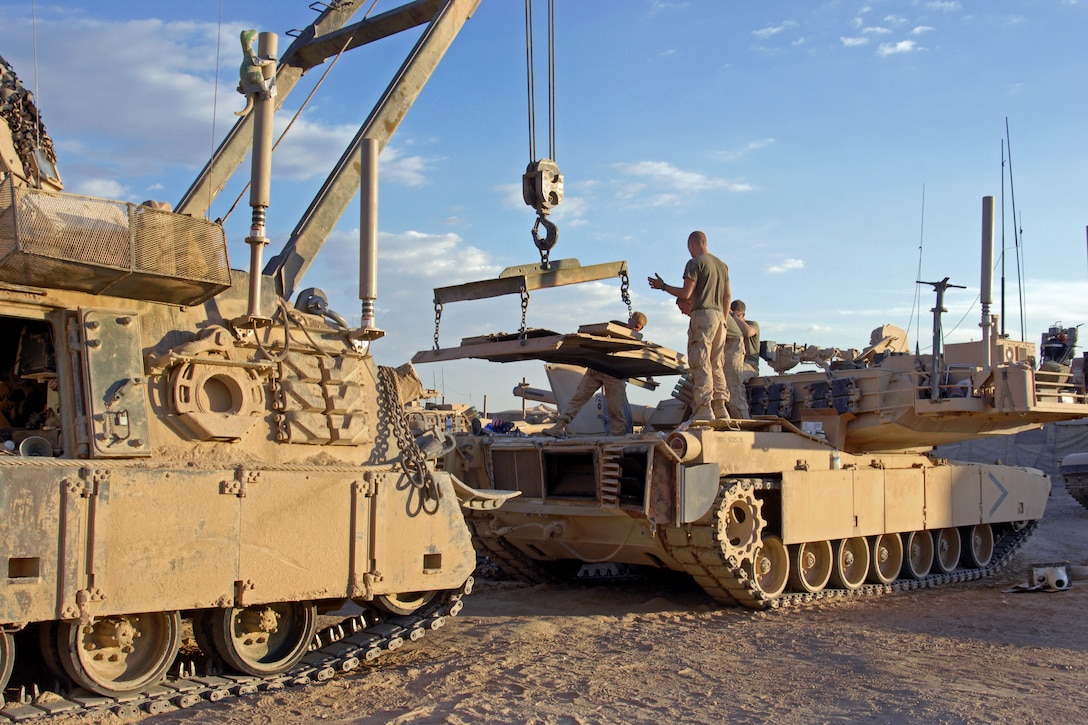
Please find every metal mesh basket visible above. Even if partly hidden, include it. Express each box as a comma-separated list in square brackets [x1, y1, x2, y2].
[0, 177, 230, 305]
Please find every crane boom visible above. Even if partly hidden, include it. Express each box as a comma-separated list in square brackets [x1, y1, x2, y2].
[175, 0, 447, 220]
[265, 0, 482, 300]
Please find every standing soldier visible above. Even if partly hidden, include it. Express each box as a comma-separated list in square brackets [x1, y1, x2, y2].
[725, 299, 759, 418]
[544, 312, 648, 436]
[731, 300, 761, 383]
[648, 231, 730, 422]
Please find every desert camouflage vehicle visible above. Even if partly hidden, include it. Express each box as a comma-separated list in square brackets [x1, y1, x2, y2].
[0, 0, 514, 715]
[1049, 323, 1088, 511]
[419, 197, 1088, 609]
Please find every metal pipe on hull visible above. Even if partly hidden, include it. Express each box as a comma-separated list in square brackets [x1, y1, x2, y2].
[247, 31, 277, 319]
[360, 137, 379, 330]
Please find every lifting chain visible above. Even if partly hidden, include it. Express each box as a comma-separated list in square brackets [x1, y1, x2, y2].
[619, 268, 632, 317]
[518, 286, 530, 342]
[377, 366, 441, 507]
[433, 301, 443, 350]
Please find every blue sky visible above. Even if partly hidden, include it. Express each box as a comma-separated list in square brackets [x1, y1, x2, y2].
[3, 0, 1086, 411]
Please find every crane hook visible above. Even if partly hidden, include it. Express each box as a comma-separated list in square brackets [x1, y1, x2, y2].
[531, 213, 559, 268]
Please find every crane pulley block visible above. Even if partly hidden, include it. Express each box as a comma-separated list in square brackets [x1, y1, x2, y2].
[522, 158, 564, 214]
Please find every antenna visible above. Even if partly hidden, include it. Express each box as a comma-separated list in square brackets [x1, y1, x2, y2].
[1000, 138, 1006, 338]
[908, 184, 926, 351]
[1005, 118, 1026, 339]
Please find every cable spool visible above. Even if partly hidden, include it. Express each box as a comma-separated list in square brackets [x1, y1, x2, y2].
[19, 436, 53, 457]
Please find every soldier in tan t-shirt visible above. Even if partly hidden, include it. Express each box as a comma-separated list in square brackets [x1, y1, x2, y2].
[648, 230, 730, 422]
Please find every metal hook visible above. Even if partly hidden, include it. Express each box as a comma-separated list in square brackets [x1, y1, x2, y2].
[532, 214, 558, 269]
[531, 214, 558, 253]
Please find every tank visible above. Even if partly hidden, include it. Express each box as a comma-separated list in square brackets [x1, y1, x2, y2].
[0, 2, 511, 713]
[418, 197, 1088, 609]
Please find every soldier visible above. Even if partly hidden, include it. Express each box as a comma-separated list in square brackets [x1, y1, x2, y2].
[649, 230, 729, 422]
[731, 300, 761, 383]
[723, 310, 746, 419]
[724, 300, 759, 418]
[544, 311, 647, 437]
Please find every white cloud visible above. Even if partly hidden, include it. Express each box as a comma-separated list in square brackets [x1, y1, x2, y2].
[877, 40, 922, 56]
[613, 189, 678, 208]
[863, 26, 892, 35]
[6, 17, 234, 165]
[615, 161, 752, 195]
[927, 1, 961, 10]
[1019, 279, 1088, 334]
[271, 117, 430, 186]
[73, 178, 128, 199]
[379, 145, 432, 187]
[498, 182, 525, 210]
[912, 26, 935, 34]
[2, 11, 432, 204]
[550, 195, 589, 227]
[270, 117, 355, 180]
[753, 21, 798, 39]
[766, 258, 804, 273]
[306, 228, 501, 308]
[718, 138, 776, 162]
[840, 37, 869, 47]
[378, 230, 498, 280]
[648, 1, 689, 16]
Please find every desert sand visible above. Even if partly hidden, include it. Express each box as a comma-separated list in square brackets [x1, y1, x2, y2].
[63, 481, 1088, 725]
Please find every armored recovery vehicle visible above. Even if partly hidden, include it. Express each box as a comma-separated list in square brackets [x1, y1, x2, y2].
[417, 196, 1088, 608]
[0, 0, 515, 713]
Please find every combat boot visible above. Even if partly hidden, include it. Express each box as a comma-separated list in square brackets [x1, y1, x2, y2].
[543, 418, 571, 437]
[711, 399, 728, 420]
[689, 404, 716, 423]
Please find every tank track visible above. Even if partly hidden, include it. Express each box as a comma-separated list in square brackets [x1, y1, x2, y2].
[664, 478, 1036, 610]
[467, 476, 1034, 609]
[1064, 477, 1088, 511]
[0, 581, 471, 722]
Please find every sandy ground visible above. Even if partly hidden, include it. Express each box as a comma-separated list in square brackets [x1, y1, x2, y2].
[80, 481, 1088, 725]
